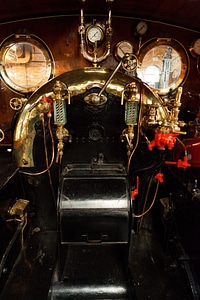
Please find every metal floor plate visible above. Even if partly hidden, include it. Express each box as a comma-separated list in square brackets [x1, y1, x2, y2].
[49, 244, 135, 299]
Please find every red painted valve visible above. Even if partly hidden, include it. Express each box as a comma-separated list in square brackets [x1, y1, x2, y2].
[165, 155, 191, 169]
[148, 131, 179, 151]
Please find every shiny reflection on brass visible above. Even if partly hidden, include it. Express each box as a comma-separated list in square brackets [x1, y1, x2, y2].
[122, 53, 137, 73]
[137, 38, 189, 95]
[13, 67, 169, 167]
[9, 97, 24, 110]
[9, 199, 29, 219]
[121, 82, 139, 157]
[79, 5, 113, 66]
[84, 93, 107, 106]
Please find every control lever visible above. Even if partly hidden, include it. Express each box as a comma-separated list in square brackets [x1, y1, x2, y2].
[97, 53, 137, 100]
[83, 54, 135, 106]
[98, 59, 123, 99]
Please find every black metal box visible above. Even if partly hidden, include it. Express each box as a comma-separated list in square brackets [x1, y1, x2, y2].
[58, 164, 130, 244]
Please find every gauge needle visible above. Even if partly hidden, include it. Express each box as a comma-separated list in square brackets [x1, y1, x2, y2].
[91, 32, 99, 40]
[139, 25, 145, 32]
[119, 46, 125, 54]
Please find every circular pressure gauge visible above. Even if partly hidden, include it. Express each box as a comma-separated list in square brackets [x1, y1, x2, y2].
[0, 33, 54, 94]
[0, 129, 4, 142]
[189, 38, 200, 57]
[135, 21, 148, 36]
[114, 40, 134, 61]
[86, 24, 104, 44]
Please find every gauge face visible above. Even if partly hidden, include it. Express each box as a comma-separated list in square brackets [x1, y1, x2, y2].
[136, 21, 148, 36]
[190, 38, 200, 57]
[0, 34, 54, 94]
[114, 40, 134, 61]
[86, 25, 104, 44]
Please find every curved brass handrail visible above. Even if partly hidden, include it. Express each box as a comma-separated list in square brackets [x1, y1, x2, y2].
[13, 67, 168, 167]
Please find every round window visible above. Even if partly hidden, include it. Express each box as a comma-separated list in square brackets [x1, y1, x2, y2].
[137, 38, 189, 95]
[0, 33, 54, 94]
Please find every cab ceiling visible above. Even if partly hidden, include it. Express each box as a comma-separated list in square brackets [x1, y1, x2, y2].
[1, 0, 200, 32]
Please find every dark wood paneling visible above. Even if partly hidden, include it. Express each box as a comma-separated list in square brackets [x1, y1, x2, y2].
[0, 0, 200, 30]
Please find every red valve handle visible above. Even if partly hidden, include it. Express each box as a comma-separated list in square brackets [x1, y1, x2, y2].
[165, 156, 191, 169]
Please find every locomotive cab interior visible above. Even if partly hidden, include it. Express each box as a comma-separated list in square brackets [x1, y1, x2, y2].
[0, 1, 200, 299]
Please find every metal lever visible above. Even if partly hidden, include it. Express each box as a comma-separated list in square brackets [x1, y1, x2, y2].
[98, 53, 137, 99]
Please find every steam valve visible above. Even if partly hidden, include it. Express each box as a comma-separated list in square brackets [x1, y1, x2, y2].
[155, 173, 164, 183]
[37, 95, 53, 116]
[148, 131, 179, 151]
[165, 155, 191, 169]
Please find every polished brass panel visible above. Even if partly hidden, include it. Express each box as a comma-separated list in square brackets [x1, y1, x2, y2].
[13, 67, 168, 167]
